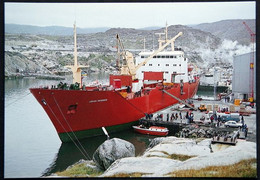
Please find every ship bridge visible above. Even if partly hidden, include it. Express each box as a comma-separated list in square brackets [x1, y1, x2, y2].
[135, 50, 188, 84]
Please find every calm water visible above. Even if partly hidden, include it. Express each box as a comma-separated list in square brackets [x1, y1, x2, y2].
[4, 75, 156, 178]
[5, 75, 215, 178]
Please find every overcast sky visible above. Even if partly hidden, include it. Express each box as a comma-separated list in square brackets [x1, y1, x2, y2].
[5, 2, 256, 28]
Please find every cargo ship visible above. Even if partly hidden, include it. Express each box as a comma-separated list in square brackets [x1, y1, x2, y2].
[30, 23, 199, 142]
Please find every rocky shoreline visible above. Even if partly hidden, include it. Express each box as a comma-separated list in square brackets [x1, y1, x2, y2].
[5, 73, 65, 80]
[48, 136, 256, 178]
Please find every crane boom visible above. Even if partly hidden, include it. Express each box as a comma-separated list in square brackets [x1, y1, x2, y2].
[133, 32, 183, 75]
[242, 21, 255, 100]
[243, 21, 255, 36]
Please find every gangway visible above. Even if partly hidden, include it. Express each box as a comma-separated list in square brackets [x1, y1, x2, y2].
[162, 90, 196, 110]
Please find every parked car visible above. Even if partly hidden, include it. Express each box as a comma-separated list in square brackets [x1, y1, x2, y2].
[224, 121, 243, 128]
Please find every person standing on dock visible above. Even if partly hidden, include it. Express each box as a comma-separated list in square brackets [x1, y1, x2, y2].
[171, 113, 174, 121]
[160, 114, 163, 121]
[244, 124, 248, 138]
[179, 112, 182, 119]
[175, 113, 178, 120]
[167, 114, 169, 121]
[186, 111, 189, 120]
[241, 115, 244, 126]
[217, 115, 221, 127]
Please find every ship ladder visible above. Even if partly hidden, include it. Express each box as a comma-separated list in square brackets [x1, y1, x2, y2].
[43, 95, 90, 160]
[52, 95, 91, 159]
[162, 90, 196, 110]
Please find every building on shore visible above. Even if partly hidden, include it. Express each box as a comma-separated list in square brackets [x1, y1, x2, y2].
[232, 51, 256, 101]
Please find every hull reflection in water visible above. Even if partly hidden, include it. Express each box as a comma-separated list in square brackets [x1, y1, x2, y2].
[42, 129, 154, 176]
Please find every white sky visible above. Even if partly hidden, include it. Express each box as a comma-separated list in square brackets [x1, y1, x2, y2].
[5, 2, 256, 28]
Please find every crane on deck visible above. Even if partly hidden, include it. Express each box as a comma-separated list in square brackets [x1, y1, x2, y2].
[116, 29, 183, 80]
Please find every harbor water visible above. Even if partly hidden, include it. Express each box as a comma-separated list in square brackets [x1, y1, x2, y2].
[5, 75, 254, 178]
[4, 75, 157, 178]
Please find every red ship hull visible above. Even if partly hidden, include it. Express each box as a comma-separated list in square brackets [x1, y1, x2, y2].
[30, 79, 199, 142]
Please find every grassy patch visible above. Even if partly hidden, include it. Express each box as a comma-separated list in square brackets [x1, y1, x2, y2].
[194, 138, 206, 143]
[105, 172, 152, 177]
[168, 153, 196, 161]
[55, 163, 103, 177]
[147, 150, 196, 161]
[168, 158, 257, 177]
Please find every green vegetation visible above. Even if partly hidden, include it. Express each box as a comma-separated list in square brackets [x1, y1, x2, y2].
[55, 163, 103, 177]
[167, 158, 257, 178]
[57, 54, 73, 66]
[147, 150, 196, 161]
[168, 153, 196, 161]
[105, 172, 152, 178]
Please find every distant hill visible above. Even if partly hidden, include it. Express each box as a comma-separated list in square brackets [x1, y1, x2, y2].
[5, 24, 110, 35]
[191, 19, 255, 45]
[138, 26, 162, 30]
[5, 19, 255, 45]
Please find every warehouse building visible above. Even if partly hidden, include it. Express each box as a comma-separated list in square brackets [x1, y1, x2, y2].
[232, 51, 256, 101]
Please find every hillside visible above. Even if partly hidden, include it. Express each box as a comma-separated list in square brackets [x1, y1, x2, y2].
[192, 19, 255, 45]
[5, 24, 110, 35]
[5, 19, 254, 76]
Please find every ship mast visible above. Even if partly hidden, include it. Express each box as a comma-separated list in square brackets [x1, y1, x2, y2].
[66, 22, 89, 87]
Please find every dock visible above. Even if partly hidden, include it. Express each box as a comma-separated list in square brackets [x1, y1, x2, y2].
[211, 130, 239, 145]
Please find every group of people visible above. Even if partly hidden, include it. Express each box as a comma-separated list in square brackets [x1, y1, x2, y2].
[152, 111, 194, 123]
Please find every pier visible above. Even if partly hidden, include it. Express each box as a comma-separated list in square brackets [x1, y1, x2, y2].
[136, 97, 255, 142]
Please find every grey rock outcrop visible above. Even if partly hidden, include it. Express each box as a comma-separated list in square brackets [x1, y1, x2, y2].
[93, 138, 135, 170]
[101, 137, 256, 177]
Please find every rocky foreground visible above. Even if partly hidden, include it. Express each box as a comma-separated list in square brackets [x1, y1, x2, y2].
[49, 136, 256, 178]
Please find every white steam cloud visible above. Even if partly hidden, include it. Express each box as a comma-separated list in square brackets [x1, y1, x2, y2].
[196, 39, 253, 68]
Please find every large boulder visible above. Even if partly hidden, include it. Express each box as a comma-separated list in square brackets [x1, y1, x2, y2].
[93, 138, 135, 170]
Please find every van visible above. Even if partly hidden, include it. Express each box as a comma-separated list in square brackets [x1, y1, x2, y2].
[220, 113, 240, 122]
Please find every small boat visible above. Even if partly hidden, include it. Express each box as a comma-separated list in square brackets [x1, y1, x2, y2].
[132, 125, 169, 136]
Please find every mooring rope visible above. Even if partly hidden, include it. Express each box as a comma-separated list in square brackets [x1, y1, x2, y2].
[5, 92, 31, 107]
[42, 96, 90, 160]
[114, 91, 146, 116]
[52, 95, 91, 159]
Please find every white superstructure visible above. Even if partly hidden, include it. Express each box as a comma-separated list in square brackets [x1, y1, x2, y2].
[135, 50, 188, 83]
[117, 23, 196, 92]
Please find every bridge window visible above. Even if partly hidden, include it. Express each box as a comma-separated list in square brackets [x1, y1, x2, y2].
[179, 64, 181, 66]
[158, 64, 160, 66]
[162, 56, 165, 58]
[166, 64, 169, 66]
[170, 56, 173, 58]
[157, 56, 161, 58]
[166, 56, 169, 58]
[149, 64, 152, 66]
[141, 56, 144, 58]
[173, 64, 177, 66]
